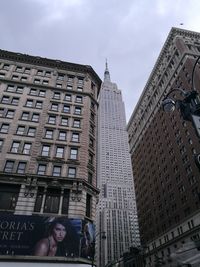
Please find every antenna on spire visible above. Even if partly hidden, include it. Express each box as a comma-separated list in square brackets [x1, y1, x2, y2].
[106, 58, 108, 70]
[104, 58, 111, 82]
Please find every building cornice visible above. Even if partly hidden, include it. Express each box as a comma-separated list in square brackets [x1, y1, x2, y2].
[127, 27, 200, 129]
[0, 49, 102, 87]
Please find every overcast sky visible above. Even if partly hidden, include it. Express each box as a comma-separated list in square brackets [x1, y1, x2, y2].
[0, 0, 200, 121]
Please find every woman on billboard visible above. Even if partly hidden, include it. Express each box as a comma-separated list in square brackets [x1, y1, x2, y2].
[33, 217, 79, 257]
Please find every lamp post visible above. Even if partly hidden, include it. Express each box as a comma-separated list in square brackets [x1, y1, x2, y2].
[91, 231, 106, 267]
[162, 56, 200, 138]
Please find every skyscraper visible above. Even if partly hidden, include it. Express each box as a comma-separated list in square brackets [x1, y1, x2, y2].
[127, 28, 200, 266]
[96, 62, 140, 266]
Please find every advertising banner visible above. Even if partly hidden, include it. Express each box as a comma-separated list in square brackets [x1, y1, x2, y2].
[0, 213, 95, 259]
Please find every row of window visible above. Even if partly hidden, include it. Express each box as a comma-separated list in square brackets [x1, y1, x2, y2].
[0, 63, 84, 83]
[4, 160, 77, 177]
[0, 72, 84, 91]
[0, 117, 82, 133]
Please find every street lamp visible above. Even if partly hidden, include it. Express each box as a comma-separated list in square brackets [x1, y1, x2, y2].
[162, 56, 200, 138]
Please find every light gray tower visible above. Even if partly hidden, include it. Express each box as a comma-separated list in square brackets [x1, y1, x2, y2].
[96, 62, 140, 266]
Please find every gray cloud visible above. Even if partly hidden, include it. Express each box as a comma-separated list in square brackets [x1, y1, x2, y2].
[0, 0, 199, 121]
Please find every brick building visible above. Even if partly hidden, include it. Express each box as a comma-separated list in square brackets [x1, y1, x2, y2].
[127, 28, 200, 266]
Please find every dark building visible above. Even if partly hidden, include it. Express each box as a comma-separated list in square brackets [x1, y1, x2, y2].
[0, 49, 101, 267]
[127, 28, 200, 266]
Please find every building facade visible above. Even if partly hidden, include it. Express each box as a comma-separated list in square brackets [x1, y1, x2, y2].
[127, 28, 200, 266]
[96, 63, 140, 267]
[0, 49, 101, 266]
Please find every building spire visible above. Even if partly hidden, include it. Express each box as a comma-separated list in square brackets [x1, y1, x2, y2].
[104, 58, 111, 82]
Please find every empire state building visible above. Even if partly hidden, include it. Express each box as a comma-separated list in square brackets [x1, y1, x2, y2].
[96, 63, 140, 266]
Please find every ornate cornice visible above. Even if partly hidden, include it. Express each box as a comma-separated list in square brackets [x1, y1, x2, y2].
[127, 27, 200, 152]
[0, 49, 102, 87]
[128, 28, 200, 128]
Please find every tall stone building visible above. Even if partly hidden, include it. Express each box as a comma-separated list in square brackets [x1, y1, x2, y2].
[127, 28, 200, 266]
[0, 49, 101, 267]
[96, 63, 140, 267]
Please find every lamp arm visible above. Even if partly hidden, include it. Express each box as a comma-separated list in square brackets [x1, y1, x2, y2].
[164, 88, 186, 100]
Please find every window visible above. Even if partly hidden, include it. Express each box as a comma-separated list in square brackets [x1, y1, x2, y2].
[77, 87, 83, 92]
[0, 72, 5, 78]
[68, 76, 74, 83]
[56, 147, 64, 158]
[25, 68, 30, 74]
[0, 123, 9, 133]
[53, 92, 60, 99]
[56, 84, 62, 88]
[39, 90, 46, 97]
[7, 85, 15, 92]
[57, 73, 64, 81]
[26, 100, 33, 107]
[86, 194, 92, 217]
[27, 127, 36, 137]
[62, 189, 70, 214]
[32, 113, 39, 122]
[17, 126, 25, 135]
[36, 101, 43, 109]
[0, 184, 19, 211]
[11, 97, 19, 105]
[51, 103, 58, 111]
[34, 187, 44, 212]
[37, 164, 47, 175]
[21, 112, 29, 120]
[73, 119, 80, 128]
[23, 143, 31, 154]
[45, 71, 51, 77]
[88, 172, 93, 184]
[6, 110, 15, 118]
[2, 96, 10, 103]
[3, 64, 10, 70]
[41, 145, 50, 156]
[74, 107, 81, 115]
[44, 188, 60, 213]
[12, 75, 19, 80]
[89, 138, 94, 148]
[17, 162, 26, 174]
[16, 86, 23, 93]
[61, 117, 68, 126]
[65, 94, 71, 101]
[89, 153, 93, 164]
[67, 85, 72, 90]
[48, 116, 56, 124]
[42, 80, 49, 85]
[30, 88, 36, 96]
[76, 96, 83, 103]
[21, 76, 27, 82]
[72, 133, 79, 142]
[63, 105, 70, 113]
[58, 131, 67, 140]
[70, 148, 78, 160]
[68, 167, 76, 178]
[34, 79, 40, 84]
[16, 66, 23, 72]
[37, 70, 43, 75]
[4, 160, 14, 173]
[45, 129, 53, 139]
[0, 139, 4, 151]
[52, 166, 61, 176]
[11, 141, 20, 153]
